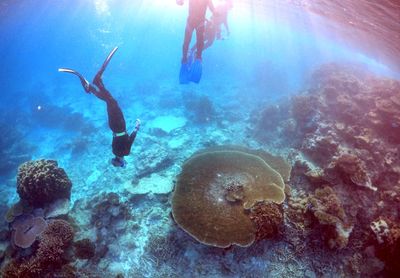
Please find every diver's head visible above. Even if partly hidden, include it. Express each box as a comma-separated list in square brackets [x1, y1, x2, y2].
[111, 156, 126, 168]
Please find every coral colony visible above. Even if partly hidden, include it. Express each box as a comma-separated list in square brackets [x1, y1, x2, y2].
[0, 63, 400, 277]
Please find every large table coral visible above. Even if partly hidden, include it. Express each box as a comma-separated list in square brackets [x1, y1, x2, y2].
[171, 147, 290, 248]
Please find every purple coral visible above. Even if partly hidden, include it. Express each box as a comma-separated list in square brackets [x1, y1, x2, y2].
[11, 214, 47, 249]
[2, 220, 74, 278]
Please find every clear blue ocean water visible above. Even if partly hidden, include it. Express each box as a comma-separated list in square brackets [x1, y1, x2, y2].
[0, 0, 399, 277]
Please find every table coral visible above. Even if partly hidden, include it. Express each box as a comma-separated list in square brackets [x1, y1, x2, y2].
[17, 159, 72, 208]
[172, 147, 289, 248]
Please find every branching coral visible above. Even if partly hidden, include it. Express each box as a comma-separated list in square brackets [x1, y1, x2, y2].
[33, 219, 74, 270]
[17, 159, 72, 207]
[172, 146, 290, 248]
[2, 219, 74, 278]
[249, 202, 283, 241]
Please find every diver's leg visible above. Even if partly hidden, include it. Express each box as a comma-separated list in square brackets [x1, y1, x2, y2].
[203, 31, 215, 51]
[58, 68, 93, 93]
[96, 47, 118, 79]
[182, 22, 195, 63]
[195, 23, 205, 60]
[91, 46, 118, 98]
[105, 96, 126, 133]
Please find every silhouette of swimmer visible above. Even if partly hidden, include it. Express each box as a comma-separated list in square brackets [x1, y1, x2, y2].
[213, 0, 232, 40]
[189, 18, 216, 55]
[59, 47, 140, 167]
[177, 0, 215, 63]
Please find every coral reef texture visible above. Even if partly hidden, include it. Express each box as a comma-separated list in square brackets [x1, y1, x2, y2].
[254, 63, 400, 275]
[2, 219, 74, 278]
[172, 146, 290, 248]
[17, 159, 72, 208]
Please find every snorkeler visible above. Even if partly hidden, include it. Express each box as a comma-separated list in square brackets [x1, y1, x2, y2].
[177, 0, 215, 84]
[58, 47, 140, 168]
[213, 0, 232, 40]
[188, 0, 232, 59]
[190, 18, 216, 54]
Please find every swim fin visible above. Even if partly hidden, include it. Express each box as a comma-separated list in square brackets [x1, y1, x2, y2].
[179, 62, 190, 84]
[96, 46, 118, 79]
[58, 68, 91, 93]
[189, 58, 202, 83]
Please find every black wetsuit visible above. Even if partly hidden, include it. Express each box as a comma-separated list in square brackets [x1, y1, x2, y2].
[182, 0, 215, 62]
[90, 77, 137, 158]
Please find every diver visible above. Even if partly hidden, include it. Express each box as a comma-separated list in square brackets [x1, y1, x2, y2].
[177, 0, 215, 84]
[189, 18, 216, 55]
[213, 0, 232, 40]
[188, 0, 232, 59]
[58, 47, 140, 168]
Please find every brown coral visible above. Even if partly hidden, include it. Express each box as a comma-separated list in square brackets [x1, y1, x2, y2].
[17, 159, 72, 207]
[172, 147, 289, 248]
[370, 217, 400, 275]
[308, 186, 352, 249]
[73, 239, 96, 260]
[328, 154, 376, 191]
[249, 202, 283, 241]
[2, 220, 74, 278]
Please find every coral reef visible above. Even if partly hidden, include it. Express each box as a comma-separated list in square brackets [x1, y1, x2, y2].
[249, 202, 283, 241]
[134, 146, 174, 180]
[172, 146, 289, 248]
[11, 214, 47, 248]
[183, 92, 216, 124]
[84, 192, 133, 262]
[326, 154, 376, 191]
[31, 104, 95, 134]
[253, 63, 400, 274]
[17, 159, 72, 207]
[0, 120, 34, 178]
[36, 219, 74, 266]
[73, 238, 96, 260]
[2, 219, 74, 278]
[4, 200, 29, 223]
[308, 186, 352, 249]
[370, 217, 400, 275]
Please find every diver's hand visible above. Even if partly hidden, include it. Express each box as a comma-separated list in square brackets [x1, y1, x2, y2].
[176, 0, 184, 5]
[135, 119, 141, 131]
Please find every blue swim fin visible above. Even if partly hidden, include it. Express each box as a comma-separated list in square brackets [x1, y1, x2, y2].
[179, 62, 190, 84]
[189, 58, 202, 83]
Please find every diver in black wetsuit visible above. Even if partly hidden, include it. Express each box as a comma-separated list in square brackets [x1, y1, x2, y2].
[59, 47, 140, 167]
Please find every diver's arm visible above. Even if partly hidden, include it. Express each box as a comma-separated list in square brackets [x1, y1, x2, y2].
[129, 119, 140, 145]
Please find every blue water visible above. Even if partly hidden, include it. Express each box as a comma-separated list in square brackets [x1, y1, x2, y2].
[0, 0, 399, 276]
